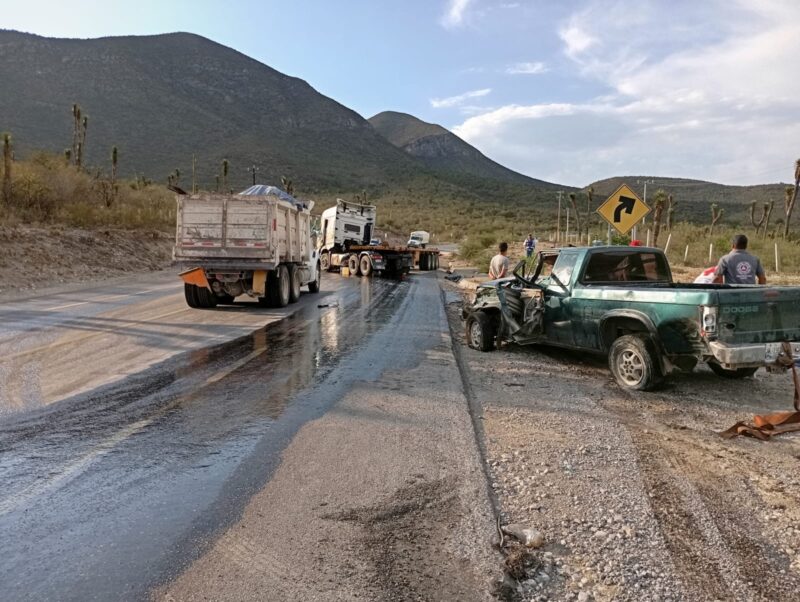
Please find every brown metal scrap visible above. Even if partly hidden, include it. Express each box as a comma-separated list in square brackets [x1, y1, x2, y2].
[719, 341, 800, 440]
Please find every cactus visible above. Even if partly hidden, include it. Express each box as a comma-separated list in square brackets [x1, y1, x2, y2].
[666, 194, 675, 230]
[784, 159, 800, 238]
[109, 146, 118, 207]
[567, 191, 581, 240]
[651, 189, 667, 246]
[763, 200, 774, 238]
[709, 203, 724, 236]
[222, 159, 229, 191]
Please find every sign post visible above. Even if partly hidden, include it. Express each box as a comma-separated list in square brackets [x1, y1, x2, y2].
[596, 183, 651, 239]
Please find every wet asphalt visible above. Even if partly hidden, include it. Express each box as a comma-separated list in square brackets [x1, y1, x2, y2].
[0, 273, 415, 601]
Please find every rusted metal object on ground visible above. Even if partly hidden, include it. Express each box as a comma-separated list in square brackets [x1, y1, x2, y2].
[719, 341, 800, 440]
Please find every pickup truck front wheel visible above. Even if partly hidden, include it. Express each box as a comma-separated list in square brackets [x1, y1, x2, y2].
[466, 312, 496, 352]
[707, 362, 759, 379]
[609, 334, 663, 391]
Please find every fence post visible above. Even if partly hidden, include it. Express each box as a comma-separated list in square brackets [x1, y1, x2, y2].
[775, 242, 780, 273]
[684, 244, 689, 263]
[664, 233, 672, 254]
[708, 243, 713, 263]
[646, 229, 651, 247]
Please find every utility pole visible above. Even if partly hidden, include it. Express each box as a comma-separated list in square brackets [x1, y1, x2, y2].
[247, 164, 259, 186]
[556, 191, 563, 243]
[635, 178, 655, 240]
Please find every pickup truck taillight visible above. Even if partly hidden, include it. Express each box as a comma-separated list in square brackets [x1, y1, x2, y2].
[701, 305, 718, 337]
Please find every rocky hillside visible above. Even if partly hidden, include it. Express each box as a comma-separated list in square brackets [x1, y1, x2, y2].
[369, 110, 559, 188]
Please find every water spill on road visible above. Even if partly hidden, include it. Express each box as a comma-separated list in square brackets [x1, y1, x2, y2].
[0, 274, 433, 601]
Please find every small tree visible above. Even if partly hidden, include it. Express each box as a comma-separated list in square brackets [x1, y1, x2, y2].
[281, 176, 294, 195]
[585, 186, 594, 238]
[77, 115, 88, 170]
[71, 103, 81, 163]
[709, 203, 724, 236]
[174, 168, 180, 186]
[2, 133, 12, 205]
[215, 174, 220, 192]
[784, 159, 800, 238]
[222, 159, 229, 191]
[651, 189, 667, 246]
[64, 148, 72, 164]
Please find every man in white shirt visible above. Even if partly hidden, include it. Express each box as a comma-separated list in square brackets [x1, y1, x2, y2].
[488, 242, 510, 279]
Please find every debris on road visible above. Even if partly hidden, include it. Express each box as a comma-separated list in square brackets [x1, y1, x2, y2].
[720, 342, 800, 439]
[317, 302, 339, 308]
[501, 523, 545, 548]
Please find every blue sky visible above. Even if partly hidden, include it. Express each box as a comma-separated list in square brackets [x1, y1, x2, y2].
[2, 0, 799, 186]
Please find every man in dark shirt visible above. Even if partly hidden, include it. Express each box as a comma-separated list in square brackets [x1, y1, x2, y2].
[713, 234, 766, 285]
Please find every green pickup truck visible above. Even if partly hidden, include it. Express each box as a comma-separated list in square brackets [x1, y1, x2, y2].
[462, 246, 800, 390]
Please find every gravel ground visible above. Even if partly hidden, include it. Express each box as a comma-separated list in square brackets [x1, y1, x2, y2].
[443, 282, 800, 602]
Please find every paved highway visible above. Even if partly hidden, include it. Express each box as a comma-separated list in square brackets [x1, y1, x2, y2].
[0, 271, 496, 601]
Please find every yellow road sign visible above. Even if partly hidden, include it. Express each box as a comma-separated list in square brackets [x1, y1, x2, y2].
[596, 183, 650, 235]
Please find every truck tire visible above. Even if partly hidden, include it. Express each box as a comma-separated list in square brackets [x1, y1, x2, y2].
[184, 283, 199, 308]
[466, 311, 496, 352]
[348, 255, 360, 276]
[320, 252, 330, 272]
[419, 254, 428, 271]
[288, 265, 301, 303]
[359, 254, 373, 277]
[268, 265, 290, 308]
[609, 334, 663, 391]
[308, 262, 321, 293]
[707, 362, 759, 379]
[193, 285, 218, 309]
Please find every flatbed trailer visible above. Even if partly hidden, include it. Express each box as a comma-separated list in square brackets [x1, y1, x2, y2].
[344, 244, 440, 278]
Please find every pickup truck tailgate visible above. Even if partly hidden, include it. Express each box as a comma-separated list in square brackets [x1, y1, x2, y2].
[716, 287, 800, 344]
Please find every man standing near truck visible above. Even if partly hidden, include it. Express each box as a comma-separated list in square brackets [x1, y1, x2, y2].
[524, 234, 536, 257]
[489, 242, 510, 279]
[713, 234, 766, 285]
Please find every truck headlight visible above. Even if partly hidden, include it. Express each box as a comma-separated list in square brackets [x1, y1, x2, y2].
[701, 305, 718, 336]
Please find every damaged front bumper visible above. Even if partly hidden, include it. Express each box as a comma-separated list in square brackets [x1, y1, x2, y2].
[707, 340, 800, 369]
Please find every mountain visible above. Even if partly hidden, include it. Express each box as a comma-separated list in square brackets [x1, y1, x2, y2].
[0, 30, 431, 192]
[369, 110, 560, 188]
[587, 176, 790, 222]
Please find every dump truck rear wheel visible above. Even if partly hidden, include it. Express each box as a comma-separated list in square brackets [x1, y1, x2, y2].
[609, 334, 662, 391]
[360, 255, 372, 277]
[320, 252, 330, 272]
[288, 265, 301, 303]
[308, 262, 321, 293]
[466, 312, 496, 352]
[707, 362, 759, 379]
[269, 265, 290, 307]
[192, 285, 218, 309]
[184, 284, 199, 308]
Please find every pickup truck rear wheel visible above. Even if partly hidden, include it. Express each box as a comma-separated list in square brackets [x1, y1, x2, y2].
[609, 334, 662, 391]
[707, 362, 759, 379]
[466, 312, 496, 352]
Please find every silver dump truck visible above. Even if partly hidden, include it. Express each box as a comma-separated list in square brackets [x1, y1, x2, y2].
[173, 185, 321, 309]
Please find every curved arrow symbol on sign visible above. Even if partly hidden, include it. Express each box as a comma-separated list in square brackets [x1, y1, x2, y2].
[613, 195, 636, 222]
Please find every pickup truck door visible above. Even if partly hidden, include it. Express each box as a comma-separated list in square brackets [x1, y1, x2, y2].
[543, 250, 580, 346]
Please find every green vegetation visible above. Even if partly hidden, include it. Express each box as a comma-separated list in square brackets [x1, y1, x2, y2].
[0, 151, 173, 229]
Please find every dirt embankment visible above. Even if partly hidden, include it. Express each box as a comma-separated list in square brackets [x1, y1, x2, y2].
[443, 282, 800, 602]
[0, 226, 173, 296]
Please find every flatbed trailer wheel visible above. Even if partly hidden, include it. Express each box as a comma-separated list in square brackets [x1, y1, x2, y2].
[359, 255, 373, 277]
[348, 255, 360, 276]
[419, 254, 429, 271]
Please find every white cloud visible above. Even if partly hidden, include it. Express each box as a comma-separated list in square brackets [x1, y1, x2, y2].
[440, 0, 473, 29]
[451, 1, 800, 186]
[431, 88, 491, 109]
[505, 61, 548, 75]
